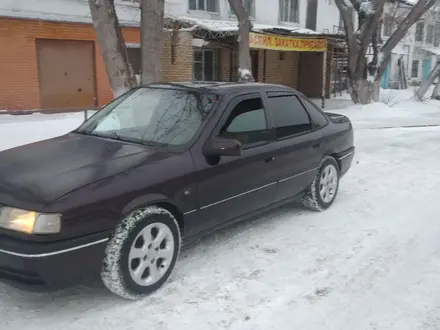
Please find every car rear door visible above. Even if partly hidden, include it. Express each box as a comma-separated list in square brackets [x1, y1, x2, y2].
[263, 91, 324, 203]
[190, 92, 280, 234]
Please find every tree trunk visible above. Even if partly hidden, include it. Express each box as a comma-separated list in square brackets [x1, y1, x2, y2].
[349, 79, 380, 104]
[228, 0, 254, 82]
[140, 0, 165, 84]
[416, 62, 440, 100]
[88, 0, 137, 97]
[432, 78, 440, 100]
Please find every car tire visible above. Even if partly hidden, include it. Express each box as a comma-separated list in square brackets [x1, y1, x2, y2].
[101, 206, 181, 300]
[301, 156, 340, 212]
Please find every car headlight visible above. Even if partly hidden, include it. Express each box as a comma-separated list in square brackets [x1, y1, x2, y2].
[0, 207, 61, 234]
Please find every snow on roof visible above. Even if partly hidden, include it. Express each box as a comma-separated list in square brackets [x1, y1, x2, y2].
[422, 47, 440, 56]
[0, 0, 141, 26]
[176, 16, 320, 35]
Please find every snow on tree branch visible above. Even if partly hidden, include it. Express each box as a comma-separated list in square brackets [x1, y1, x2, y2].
[359, 0, 375, 15]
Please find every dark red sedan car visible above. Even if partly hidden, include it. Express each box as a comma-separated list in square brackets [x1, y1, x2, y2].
[0, 82, 354, 299]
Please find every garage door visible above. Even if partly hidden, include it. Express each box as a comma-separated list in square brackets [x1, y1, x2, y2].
[36, 39, 97, 110]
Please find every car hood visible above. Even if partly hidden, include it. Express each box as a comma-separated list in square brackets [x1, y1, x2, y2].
[0, 133, 161, 210]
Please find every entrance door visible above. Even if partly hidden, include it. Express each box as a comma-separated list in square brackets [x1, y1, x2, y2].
[36, 39, 97, 109]
[250, 50, 259, 82]
[422, 59, 432, 81]
[381, 63, 391, 89]
[298, 52, 323, 97]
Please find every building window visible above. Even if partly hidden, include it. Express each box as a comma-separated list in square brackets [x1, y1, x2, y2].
[228, 0, 256, 17]
[193, 49, 219, 81]
[415, 22, 424, 42]
[411, 60, 419, 78]
[189, 0, 218, 12]
[127, 47, 141, 76]
[426, 24, 434, 44]
[279, 0, 299, 23]
[383, 17, 393, 37]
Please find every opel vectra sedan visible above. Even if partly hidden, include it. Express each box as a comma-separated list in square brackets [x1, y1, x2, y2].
[0, 82, 354, 299]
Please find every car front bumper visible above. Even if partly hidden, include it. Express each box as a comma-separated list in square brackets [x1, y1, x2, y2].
[0, 231, 110, 291]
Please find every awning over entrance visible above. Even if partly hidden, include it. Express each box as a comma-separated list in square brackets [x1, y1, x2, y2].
[422, 47, 440, 56]
[174, 16, 321, 39]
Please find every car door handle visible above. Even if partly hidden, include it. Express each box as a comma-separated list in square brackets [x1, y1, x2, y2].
[312, 143, 321, 149]
[265, 156, 275, 163]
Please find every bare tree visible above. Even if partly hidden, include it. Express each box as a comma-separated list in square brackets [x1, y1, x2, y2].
[88, 0, 137, 97]
[334, 0, 439, 104]
[228, 0, 255, 82]
[140, 0, 165, 84]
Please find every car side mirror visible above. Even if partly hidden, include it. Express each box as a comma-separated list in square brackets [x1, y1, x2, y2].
[203, 137, 242, 157]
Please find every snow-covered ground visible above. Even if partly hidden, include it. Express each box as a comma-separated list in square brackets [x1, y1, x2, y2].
[1, 92, 440, 330]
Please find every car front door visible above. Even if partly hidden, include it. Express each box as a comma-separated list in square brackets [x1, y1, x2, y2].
[191, 93, 279, 234]
[263, 91, 324, 203]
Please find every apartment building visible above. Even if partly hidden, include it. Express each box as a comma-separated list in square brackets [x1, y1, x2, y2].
[0, 0, 343, 111]
[380, 1, 440, 88]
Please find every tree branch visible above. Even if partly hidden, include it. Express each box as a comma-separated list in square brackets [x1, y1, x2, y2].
[348, 0, 360, 11]
[356, 0, 386, 76]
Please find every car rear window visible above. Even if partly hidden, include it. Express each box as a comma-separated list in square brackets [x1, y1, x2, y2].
[266, 95, 312, 139]
[299, 97, 329, 128]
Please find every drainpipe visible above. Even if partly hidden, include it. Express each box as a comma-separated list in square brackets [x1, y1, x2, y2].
[322, 51, 327, 109]
[263, 50, 267, 82]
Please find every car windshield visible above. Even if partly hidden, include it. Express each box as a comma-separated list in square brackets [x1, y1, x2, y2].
[77, 87, 217, 147]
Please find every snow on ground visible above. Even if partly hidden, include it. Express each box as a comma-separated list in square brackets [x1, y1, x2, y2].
[0, 111, 95, 150]
[315, 86, 440, 129]
[1, 91, 440, 330]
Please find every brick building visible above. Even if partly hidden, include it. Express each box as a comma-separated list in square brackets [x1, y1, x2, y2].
[0, 0, 336, 111]
[0, 17, 194, 111]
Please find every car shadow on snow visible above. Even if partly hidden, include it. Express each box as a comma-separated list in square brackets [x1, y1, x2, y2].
[1, 202, 308, 313]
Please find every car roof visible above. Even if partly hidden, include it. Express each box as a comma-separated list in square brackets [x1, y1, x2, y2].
[143, 81, 297, 95]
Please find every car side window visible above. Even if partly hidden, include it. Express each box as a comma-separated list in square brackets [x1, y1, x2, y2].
[266, 95, 312, 139]
[300, 97, 329, 128]
[219, 97, 268, 146]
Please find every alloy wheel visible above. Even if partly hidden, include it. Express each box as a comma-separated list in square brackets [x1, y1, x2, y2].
[319, 164, 338, 203]
[128, 222, 175, 286]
